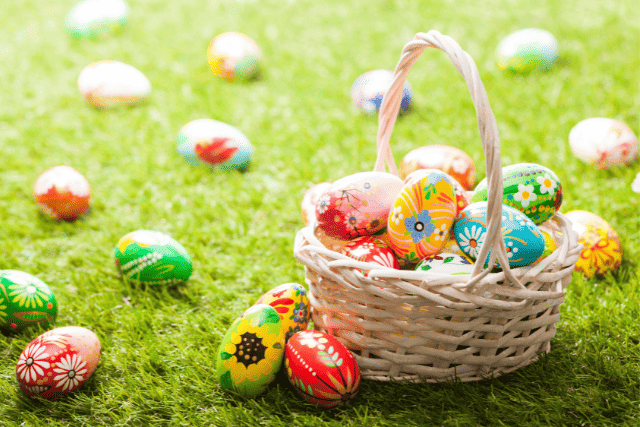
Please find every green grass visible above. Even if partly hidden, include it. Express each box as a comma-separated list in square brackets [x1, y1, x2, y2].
[1, 0, 639, 425]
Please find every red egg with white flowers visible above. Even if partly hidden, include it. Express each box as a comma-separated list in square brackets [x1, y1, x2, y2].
[16, 326, 101, 399]
[343, 236, 399, 275]
[34, 166, 91, 221]
[285, 330, 360, 408]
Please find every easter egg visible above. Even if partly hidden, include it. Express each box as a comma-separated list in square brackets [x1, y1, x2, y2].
[404, 168, 471, 216]
[302, 182, 332, 225]
[415, 253, 475, 275]
[564, 210, 622, 278]
[351, 70, 412, 115]
[78, 60, 150, 109]
[313, 226, 350, 254]
[176, 119, 253, 171]
[343, 236, 400, 276]
[454, 202, 545, 268]
[285, 330, 360, 408]
[34, 166, 91, 221]
[207, 32, 262, 81]
[17, 326, 101, 399]
[0, 270, 57, 332]
[534, 227, 559, 264]
[568, 118, 638, 169]
[387, 170, 457, 264]
[255, 283, 310, 342]
[215, 304, 285, 398]
[472, 163, 562, 225]
[65, 0, 128, 38]
[399, 145, 477, 191]
[114, 230, 193, 285]
[440, 239, 468, 258]
[496, 28, 559, 73]
[315, 171, 404, 240]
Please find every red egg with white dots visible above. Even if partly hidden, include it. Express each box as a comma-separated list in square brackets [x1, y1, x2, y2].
[33, 166, 91, 221]
[285, 330, 360, 408]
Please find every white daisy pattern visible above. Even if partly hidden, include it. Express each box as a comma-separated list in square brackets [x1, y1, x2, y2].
[316, 195, 330, 214]
[536, 174, 557, 195]
[391, 206, 404, 226]
[434, 223, 448, 242]
[16, 342, 51, 383]
[53, 354, 88, 392]
[457, 225, 486, 259]
[513, 183, 537, 208]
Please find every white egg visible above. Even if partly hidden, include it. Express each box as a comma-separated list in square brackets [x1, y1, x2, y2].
[78, 60, 151, 109]
[569, 118, 638, 169]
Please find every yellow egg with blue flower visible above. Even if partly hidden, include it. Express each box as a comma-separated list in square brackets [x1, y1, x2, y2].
[215, 304, 285, 398]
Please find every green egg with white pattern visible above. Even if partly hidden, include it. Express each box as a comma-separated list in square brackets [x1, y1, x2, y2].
[0, 270, 57, 332]
[471, 163, 562, 225]
[114, 230, 193, 285]
[215, 304, 285, 398]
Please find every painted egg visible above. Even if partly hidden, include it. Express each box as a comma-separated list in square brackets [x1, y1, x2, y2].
[65, 0, 128, 38]
[351, 69, 412, 115]
[534, 227, 559, 264]
[472, 163, 562, 225]
[440, 239, 468, 258]
[207, 32, 262, 81]
[569, 118, 638, 169]
[404, 168, 471, 215]
[301, 182, 332, 225]
[454, 202, 545, 268]
[415, 253, 475, 275]
[399, 145, 477, 191]
[176, 118, 253, 171]
[375, 232, 415, 270]
[496, 28, 559, 73]
[34, 166, 91, 221]
[78, 60, 150, 109]
[314, 226, 349, 254]
[0, 270, 57, 332]
[114, 230, 193, 285]
[387, 170, 457, 264]
[564, 210, 622, 278]
[255, 283, 310, 342]
[342, 236, 400, 275]
[17, 326, 101, 399]
[215, 304, 285, 398]
[315, 171, 404, 240]
[285, 330, 360, 408]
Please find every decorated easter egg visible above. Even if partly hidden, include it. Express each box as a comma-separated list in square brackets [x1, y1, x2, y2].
[285, 330, 360, 408]
[415, 253, 474, 275]
[34, 166, 91, 221]
[387, 170, 457, 263]
[351, 69, 412, 115]
[454, 202, 545, 268]
[404, 168, 471, 216]
[399, 145, 477, 191]
[568, 118, 638, 169]
[315, 171, 404, 240]
[314, 226, 350, 254]
[78, 60, 150, 109]
[0, 270, 57, 332]
[534, 228, 559, 264]
[207, 32, 262, 81]
[440, 239, 468, 258]
[114, 230, 193, 285]
[564, 210, 622, 278]
[496, 28, 559, 73]
[472, 163, 562, 225]
[302, 182, 332, 225]
[215, 304, 285, 398]
[17, 326, 101, 399]
[343, 236, 400, 275]
[176, 118, 253, 171]
[65, 0, 128, 38]
[255, 283, 310, 342]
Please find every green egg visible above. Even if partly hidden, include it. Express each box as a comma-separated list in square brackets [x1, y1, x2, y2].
[0, 270, 57, 332]
[215, 304, 285, 398]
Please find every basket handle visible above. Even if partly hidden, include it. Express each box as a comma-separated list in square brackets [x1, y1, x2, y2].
[375, 30, 524, 289]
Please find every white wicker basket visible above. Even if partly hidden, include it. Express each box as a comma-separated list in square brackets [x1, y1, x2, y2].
[294, 30, 583, 382]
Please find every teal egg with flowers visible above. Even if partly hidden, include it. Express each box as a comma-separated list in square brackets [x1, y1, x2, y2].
[471, 163, 562, 225]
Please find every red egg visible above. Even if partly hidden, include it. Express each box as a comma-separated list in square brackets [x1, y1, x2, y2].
[301, 182, 331, 225]
[343, 236, 400, 275]
[33, 166, 91, 221]
[16, 326, 101, 399]
[285, 330, 361, 408]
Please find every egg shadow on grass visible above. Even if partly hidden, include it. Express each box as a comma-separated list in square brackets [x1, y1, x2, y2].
[34, 206, 93, 234]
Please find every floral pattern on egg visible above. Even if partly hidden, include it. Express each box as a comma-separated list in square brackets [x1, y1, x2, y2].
[342, 236, 400, 276]
[255, 283, 310, 342]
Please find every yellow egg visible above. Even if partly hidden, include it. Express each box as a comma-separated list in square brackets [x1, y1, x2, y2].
[255, 283, 310, 342]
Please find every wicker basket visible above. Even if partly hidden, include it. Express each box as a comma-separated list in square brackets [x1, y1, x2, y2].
[294, 30, 583, 383]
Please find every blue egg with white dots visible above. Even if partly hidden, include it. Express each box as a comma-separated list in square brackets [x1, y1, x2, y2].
[351, 70, 412, 115]
[454, 202, 545, 268]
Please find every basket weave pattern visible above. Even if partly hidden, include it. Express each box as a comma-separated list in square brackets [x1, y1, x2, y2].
[294, 30, 583, 382]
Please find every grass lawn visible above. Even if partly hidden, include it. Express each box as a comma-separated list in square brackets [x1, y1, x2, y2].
[1, 0, 639, 425]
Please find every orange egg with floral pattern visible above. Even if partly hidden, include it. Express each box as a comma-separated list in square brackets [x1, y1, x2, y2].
[399, 144, 476, 190]
[255, 283, 310, 342]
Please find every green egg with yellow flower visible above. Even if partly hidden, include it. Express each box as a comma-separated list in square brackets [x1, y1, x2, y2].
[0, 270, 57, 332]
[215, 304, 285, 398]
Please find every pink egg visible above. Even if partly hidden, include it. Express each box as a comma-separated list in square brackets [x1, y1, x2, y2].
[315, 172, 403, 240]
[301, 182, 332, 225]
